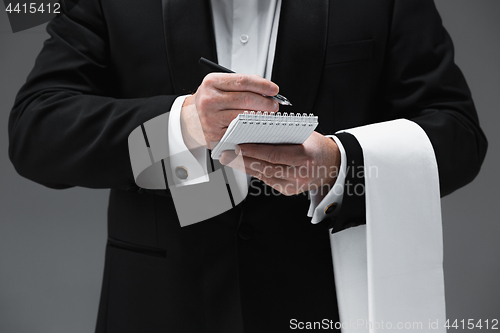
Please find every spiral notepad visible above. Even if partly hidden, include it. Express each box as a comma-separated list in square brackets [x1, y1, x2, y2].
[211, 111, 319, 159]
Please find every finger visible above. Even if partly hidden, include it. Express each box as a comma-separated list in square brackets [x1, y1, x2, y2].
[206, 73, 279, 96]
[219, 150, 241, 166]
[220, 151, 292, 180]
[220, 151, 264, 178]
[241, 158, 292, 179]
[219, 151, 304, 196]
[236, 144, 306, 167]
[218, 91, 279, 113]
[222, 153, 298, 195]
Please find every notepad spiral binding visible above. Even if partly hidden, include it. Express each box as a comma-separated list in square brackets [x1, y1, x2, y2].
[211, 111, 319, 159]
[239, 111, 318, 126]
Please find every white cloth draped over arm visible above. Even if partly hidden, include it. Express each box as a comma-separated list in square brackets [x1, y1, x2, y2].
[330, 119, 446, 332]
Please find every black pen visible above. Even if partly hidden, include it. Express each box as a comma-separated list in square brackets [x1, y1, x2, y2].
[199, 57, 292, 106]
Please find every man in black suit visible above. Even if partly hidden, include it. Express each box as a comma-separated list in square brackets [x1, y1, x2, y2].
[8, 0, 487, 332]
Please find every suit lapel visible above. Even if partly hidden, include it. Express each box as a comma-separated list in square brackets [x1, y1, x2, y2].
[162, 0, 329, 113]
[162, 0, 218, 95]
[272, 0, 329, 115]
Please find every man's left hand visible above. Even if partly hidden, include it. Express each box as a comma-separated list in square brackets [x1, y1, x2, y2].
[219, 132, 341, 196]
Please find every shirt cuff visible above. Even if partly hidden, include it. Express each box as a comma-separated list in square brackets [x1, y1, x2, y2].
[308, 135, 347, 223]
[168, 95, 209, 186]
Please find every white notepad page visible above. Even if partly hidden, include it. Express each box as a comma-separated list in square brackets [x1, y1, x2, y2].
[211, 111, 318, 159]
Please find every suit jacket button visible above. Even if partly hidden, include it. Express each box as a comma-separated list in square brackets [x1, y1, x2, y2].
[238, 224, 254, 240]
[324, 203, 338, 215]
[175, 166, 188, 179]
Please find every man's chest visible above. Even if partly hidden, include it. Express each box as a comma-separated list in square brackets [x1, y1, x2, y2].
[102, 0, 392, 130]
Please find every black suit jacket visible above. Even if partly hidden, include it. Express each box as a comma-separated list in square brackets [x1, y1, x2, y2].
[9, 0, 487, 332]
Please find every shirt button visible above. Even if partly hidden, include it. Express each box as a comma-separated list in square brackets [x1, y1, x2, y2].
[240, 34, 249, 44]
[175, 166, 188, 180]
[238, 224, 254, 240]
[324, 203, 338, 215]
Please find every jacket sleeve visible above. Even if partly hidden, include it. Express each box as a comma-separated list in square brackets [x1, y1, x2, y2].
[326, 0, 488, 233]
[8, 0, 177, 191]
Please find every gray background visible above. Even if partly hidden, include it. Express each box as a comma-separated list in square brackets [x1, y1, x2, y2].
[0, 1, 498, 332]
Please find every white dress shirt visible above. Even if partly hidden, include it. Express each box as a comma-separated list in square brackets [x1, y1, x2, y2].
[167, 0, 347, 223]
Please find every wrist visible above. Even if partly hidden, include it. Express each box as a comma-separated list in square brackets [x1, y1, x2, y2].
[326, 136, 341, 188]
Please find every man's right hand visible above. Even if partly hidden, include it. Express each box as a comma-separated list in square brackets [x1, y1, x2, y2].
[180, 73, 280, 150]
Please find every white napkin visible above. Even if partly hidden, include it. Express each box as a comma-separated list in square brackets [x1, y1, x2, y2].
[330, 119, 446, 332]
